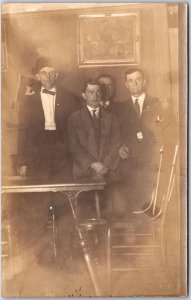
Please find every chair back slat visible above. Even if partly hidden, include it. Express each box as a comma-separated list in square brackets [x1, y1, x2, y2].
[166, 145, 179, 202]
[153, 146, 164, 215]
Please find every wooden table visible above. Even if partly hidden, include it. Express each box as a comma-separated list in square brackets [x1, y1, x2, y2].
[2, 177, 105, 219]
[2, 177, 106, 296]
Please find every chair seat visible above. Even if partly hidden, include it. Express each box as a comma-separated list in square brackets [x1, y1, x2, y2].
[110, 213, 160, 229]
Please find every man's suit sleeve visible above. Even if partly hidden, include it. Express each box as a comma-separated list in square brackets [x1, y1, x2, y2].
[17, 96, 31, 165]
[66, 92, 81, 114]
[67, 114, 96, 171]
[103, 115, 121, 170]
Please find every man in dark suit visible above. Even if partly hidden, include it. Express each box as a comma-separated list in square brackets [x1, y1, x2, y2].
[68, 79, 121, 181]
[68, 79, 121, 220]
[117, 68, 170, 215]
[18, 57, 79, 180]
[97, 74, 121, 114]
[17, 57, 80, 262]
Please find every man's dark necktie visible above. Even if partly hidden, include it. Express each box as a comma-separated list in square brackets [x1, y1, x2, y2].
[92, 109, 100, 130]
[92, 109, 98, 119]
[134, 99, 141, 118]
[42, 89, 56, 96]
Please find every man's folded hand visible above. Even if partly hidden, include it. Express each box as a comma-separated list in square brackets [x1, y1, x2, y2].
[119, 144, 130, 159]
[91, 162, 108, 174]
[100, 166, 108, 175]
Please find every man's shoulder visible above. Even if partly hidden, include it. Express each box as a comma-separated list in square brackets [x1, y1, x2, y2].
[145, 94, 160, 105]
[57, 88, 74, 100]
[115, 99, 131, 112]
[22, 87, 40, 106]
[111, 101, 124, 110]
[101, 107, 120, 125]
[69, 106, 83, 121]
[57, 88, 81, 109]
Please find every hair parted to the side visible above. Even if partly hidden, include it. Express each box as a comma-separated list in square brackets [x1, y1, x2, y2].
[32, 56, 57, 75]
[82, 79, 101, 93]
[124, 68, 145, 81]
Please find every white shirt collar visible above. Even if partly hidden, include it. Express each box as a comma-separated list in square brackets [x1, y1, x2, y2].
[131, 92, 145, 103]
[87, 105, 100, 112]
[87, 105, 100, 117]
[41, 86, 56, 93]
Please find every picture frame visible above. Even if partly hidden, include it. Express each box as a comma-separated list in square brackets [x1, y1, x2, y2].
[78, 12, 140, 67]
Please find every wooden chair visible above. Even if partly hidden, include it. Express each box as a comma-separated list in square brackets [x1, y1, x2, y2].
[107, 145, 179, 295]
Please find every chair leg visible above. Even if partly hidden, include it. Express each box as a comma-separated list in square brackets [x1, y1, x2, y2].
[48, 205, 57, 261]
[107, 227, 111, 296]
[52, 211, 57, 261]
[95, 191, 101, 218]
[160, 231, 175, 286]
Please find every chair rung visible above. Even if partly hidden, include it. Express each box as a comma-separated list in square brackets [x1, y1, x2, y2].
[112, 233, 152, 236]
[1, 241, 8, 244]
[112, 253, 156, 256]
[2, 254, 9, 258]
[112, 245, 159, 249]
[112, 267, 164, 271]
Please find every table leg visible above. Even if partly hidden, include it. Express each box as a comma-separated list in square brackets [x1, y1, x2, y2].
[63, 191, 102, 296]
[48, 204, 57, 261]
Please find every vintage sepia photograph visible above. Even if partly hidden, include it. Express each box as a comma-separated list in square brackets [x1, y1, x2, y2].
[1, 3, 187, 297]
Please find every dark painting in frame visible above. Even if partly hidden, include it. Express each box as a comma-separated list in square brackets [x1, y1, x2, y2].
[78, 12, 140, 67]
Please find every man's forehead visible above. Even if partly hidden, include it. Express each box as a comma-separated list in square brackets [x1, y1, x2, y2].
[99, 77, 112, 85]
[39, 66, 56, 73]
[126, 71, 143, 79]
[86, 84, 100, 90]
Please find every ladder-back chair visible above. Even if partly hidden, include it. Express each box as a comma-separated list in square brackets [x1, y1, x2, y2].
[107, 145, 179, 295]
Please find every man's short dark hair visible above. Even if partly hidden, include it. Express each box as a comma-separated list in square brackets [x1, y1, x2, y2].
[125, 68, 145, 81]
[82, 79, 101, 93]
[97, 74, 114, 83]
[32, 56, 57, 75]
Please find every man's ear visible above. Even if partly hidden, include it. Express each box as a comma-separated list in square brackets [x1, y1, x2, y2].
[125, 82, 129, 89]
[82, 93, 86, 100]
[142, 78, 146, 89]
[55, 72, 58, 80]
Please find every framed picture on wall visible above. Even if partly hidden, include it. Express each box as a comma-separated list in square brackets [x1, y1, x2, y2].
[78, 12, 140, 67]
[2, 21, 8, 71]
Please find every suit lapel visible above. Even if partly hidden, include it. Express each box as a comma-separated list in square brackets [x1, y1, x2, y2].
[128, 97, 140, 121]
[125, 97, 142, 134]
[142, 95, 151, 115]
[55, 88, 61, 125]
[128, 94, 151, 120]
[33, 90, 45, 126]
[55, 88, 62, 108]
[98, 108, 111, 161]
[80, 107, 98, 159]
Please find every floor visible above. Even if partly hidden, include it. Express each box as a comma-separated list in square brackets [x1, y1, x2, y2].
[2, 193, 181, 297]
